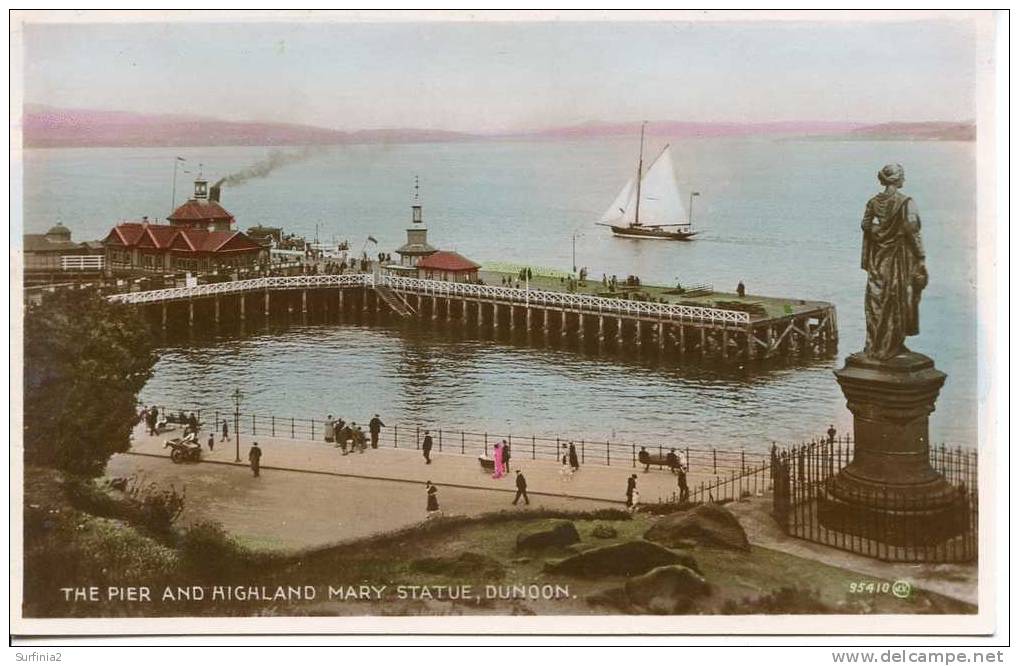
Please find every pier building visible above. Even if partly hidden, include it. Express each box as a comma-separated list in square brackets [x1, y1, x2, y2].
[101, 177, 265, 275]
[24, 224, 105, 277]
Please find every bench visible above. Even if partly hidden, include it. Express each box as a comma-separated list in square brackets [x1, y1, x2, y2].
[638, 451, 684, 474]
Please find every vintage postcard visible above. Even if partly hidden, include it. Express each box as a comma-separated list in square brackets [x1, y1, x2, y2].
[9, 10, 1005, 640]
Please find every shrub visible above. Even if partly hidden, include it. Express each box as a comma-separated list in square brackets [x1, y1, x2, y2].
[179, 520, 247, 582]
[24, 290, 156, 477]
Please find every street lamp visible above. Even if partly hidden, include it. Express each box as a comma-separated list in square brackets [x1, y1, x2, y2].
[571, 225, 585, 275]
[232, 387, 243, 462]
[688, 191, 701, 230]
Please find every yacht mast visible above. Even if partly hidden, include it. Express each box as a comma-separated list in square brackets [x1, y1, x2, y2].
[633, 121, 646, 227]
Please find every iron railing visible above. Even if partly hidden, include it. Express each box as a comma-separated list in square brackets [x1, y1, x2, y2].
[151, 405, 775, 474]
[110, 273, 751, 324]
[771, 439, 977, 563]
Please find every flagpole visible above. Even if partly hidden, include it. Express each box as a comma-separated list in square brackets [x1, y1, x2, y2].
[171, 157, 185, 215]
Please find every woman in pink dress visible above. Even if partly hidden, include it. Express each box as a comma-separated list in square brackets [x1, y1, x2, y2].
[491, 442, 505, 479]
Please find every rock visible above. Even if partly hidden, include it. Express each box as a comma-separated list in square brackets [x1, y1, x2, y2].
[411, 551, 505, 579]
[644, 503, 750, 551]
[591, 524, 618, 539]
[516, 520, 581, 551]
[543, 540, 699, 577]
[586, 585, 631, 611]
[624, 565, 711, 614]
[510, 557, 531, 564]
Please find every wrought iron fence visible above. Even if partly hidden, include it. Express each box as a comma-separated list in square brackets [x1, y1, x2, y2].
[650, 455, 773, 507]
[771, 439, 977, 563]
[151, 405, 773, 474]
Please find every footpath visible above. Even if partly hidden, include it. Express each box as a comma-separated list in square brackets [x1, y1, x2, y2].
[128, 423, 714, 505]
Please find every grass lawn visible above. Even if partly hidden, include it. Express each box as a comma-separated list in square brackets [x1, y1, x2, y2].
[22, 468, 974, 618]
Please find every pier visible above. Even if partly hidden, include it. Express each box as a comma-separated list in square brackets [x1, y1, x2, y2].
[109, 271, 837, 364]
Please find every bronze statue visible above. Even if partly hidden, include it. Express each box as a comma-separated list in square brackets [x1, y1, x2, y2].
[860, 164, 928, 360]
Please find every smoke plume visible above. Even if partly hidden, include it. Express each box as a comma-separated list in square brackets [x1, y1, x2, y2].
[214, 146, 324, 188]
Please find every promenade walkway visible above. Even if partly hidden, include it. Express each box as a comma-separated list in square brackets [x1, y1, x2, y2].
[127, 423, 723, 505]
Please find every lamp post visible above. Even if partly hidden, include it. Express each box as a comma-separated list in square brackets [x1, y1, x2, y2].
[232, 387, 243, 463]
[571, 225, 585, 275]
[688, 191, 701, 230]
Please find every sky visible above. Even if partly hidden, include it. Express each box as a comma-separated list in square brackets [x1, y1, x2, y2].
[20, 16, 978, 133]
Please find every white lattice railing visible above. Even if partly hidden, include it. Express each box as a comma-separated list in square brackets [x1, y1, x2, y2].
[107, 274, 367, 304]
[108, 273, 750, 324]
[381, 275, 750, 324]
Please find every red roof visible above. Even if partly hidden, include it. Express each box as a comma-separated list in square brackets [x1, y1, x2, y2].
[177, 229, 260, 252]
[416, 250, 480, 272]
[103, 223, 261, 255]
[168, 199, 235, 224]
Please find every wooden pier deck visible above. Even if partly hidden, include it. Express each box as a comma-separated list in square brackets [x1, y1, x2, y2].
[107, 271, 837, 364]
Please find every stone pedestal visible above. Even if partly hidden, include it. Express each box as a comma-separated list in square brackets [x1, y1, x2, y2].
[820, 351, 966, 545]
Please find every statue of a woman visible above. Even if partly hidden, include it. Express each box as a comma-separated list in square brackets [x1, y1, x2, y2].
[860, 164, 928, 361]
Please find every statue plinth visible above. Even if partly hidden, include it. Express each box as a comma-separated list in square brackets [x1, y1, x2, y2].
[820, 351, 967, 545]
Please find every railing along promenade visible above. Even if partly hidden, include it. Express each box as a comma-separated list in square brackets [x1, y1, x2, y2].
[110, 273, 752, 326]
[155, 405, 774, 476]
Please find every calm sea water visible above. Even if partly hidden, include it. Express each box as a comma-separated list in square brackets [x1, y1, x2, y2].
[21, 138, 977, 452]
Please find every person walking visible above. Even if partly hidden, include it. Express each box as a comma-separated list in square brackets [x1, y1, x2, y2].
[626, 474, 637, 507]
[221, 419, 229, 442]
[512, 470, 530, 506]
[827, 424, 837, 444]
[568, 442, 579, 471]
[737, 281, 746, 298]
[422, 430, 433, 465]
[145, 407, 158, 436]
[676, 464, 689, 503]
[325, 415, 335, 443]
[502, 440, 511, 472]
[207, 433, 214, 452]
[369, 414, 386, 449]
[426, 481, 440, 517]
[249, 442, 262, 477]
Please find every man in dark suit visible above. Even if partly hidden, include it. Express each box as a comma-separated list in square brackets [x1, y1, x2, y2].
[626, 474, 637, 507]
[249, 442, 262, 477]
[502, 441, 511, 472]
[369, 414, 386, 449]
[512, 470, 529, 505]
[422, 430, 433, 465]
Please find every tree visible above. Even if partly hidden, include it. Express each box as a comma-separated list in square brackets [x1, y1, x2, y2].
[24, 290, 157, 477]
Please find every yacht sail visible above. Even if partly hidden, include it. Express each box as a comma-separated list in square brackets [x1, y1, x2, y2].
[594, 123, 700, 241]
[636, 146, 688, 227]
[598, 176, 637, 225]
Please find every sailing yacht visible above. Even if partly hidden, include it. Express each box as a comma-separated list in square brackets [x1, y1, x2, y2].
[596, 123, 699, 241]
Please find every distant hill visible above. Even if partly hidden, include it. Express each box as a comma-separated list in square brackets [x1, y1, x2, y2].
[20, 105, 975, 147]
[512, 120, 868, 139]
[844, 121, 975, 141]
[21, 105, 474, 148]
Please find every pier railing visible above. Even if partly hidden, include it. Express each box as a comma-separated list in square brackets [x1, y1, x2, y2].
[152, 405, 801, 475]
[109, 274, 367, 304]
[110, 273, 751, 324]
[380, 275, 751, 324]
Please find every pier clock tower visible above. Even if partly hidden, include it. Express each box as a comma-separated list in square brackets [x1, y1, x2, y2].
[395, 176, 437, 269]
